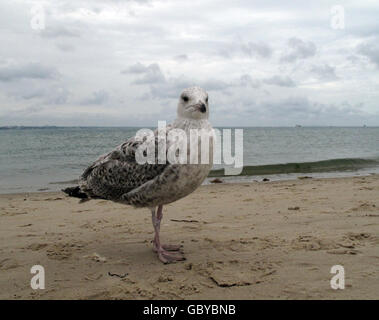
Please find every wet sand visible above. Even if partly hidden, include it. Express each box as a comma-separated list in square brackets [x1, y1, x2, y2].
[0, 175, 378, 299]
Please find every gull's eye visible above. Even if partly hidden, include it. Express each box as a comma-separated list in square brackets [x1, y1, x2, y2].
[205, 96, 208, 104]
[182, 95, 189, 102]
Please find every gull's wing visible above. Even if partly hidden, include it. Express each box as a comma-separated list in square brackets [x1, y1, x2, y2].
[79, 129, 170, 201]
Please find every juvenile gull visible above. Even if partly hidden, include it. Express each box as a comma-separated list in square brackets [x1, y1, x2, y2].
[63, 87, 214, 263]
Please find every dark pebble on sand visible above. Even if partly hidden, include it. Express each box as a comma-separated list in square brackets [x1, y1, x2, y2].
[210, 178, 223, 183]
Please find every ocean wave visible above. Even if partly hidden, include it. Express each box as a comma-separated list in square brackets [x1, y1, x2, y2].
[209, 157, 379, 177]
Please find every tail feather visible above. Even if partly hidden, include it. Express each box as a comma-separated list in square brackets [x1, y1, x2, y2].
[62, 186, 88, 199]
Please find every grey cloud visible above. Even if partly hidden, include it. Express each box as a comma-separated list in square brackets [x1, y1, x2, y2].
[217, 48, 232, 59]
[238, 74, 261, 88]
[133, 64, 166, 85]
[147, 74, 260, 101]
[173, 54, 189, 62]
[122, 63, 166, 84]
[121, 62, 150, 74]
[128, 63, 260, 101]
[131, 63, 260, 100]
[309, 64, 338, 81]
[241, 96, 375, 126]
[0, 63, 59, 81]
[242, 96, 317, 119]
[147, 78, 229, 101]
[346, 55, 361, 64]
[263, 75, 296, 87]
[149, 82, 187, 100]
[6, 82, 70, 105]
[46, 87, 70, 105]
[219, 41, 272, 60]
[81, 90, 109, 105]
[39, 26, 81, 38]
[264, 96, 319, 116]
[55, 43, 76, 52]
[241, 42, 272, 58]
[21, 87, 69, 104]
[280, 37, 316, 63]
[357, 40, 379, 67]
[200, 79, 229, 91]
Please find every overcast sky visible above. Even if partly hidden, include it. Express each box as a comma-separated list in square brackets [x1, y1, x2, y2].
[0, 0, 378, 126]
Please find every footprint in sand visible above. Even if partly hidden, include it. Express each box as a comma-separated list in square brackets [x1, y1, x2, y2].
[291, 235, 339, 251]
[46, 242, 85, 260]
[348, 202, 377, 212]
[190, 259, 277, 288]
[2, 210, 28, 217]
[27, 243, 48, 251]
[327, 249, 360, 255]
[0, 258, 20, 270]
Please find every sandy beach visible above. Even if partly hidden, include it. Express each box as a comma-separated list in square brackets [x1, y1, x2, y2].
[0, 175, 378, 300]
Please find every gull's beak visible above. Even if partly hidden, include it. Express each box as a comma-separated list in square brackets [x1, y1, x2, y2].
[194, 101, 207, 113]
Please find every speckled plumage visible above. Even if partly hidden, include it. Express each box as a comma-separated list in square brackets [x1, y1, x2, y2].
[78, 87, 214, 209]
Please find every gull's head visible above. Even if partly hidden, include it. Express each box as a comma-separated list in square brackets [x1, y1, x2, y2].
[177, 86, 209, 120]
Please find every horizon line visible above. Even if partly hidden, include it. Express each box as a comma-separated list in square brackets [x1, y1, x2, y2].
[1, 125, 378, 129]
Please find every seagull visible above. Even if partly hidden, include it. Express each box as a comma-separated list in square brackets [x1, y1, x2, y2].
[63, 87, 214, 263]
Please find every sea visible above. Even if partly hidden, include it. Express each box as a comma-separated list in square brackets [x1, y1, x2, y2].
[0, 126, 379, 194]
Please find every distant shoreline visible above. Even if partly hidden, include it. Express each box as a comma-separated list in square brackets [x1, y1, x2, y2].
[1, 125, 379, 130]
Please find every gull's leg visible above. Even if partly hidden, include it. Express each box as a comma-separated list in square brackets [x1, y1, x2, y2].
[151, 205, 185, 264]
[155, 205, 182, 252]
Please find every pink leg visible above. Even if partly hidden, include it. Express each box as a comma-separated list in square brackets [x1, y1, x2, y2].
[151, 205, 185, 264]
